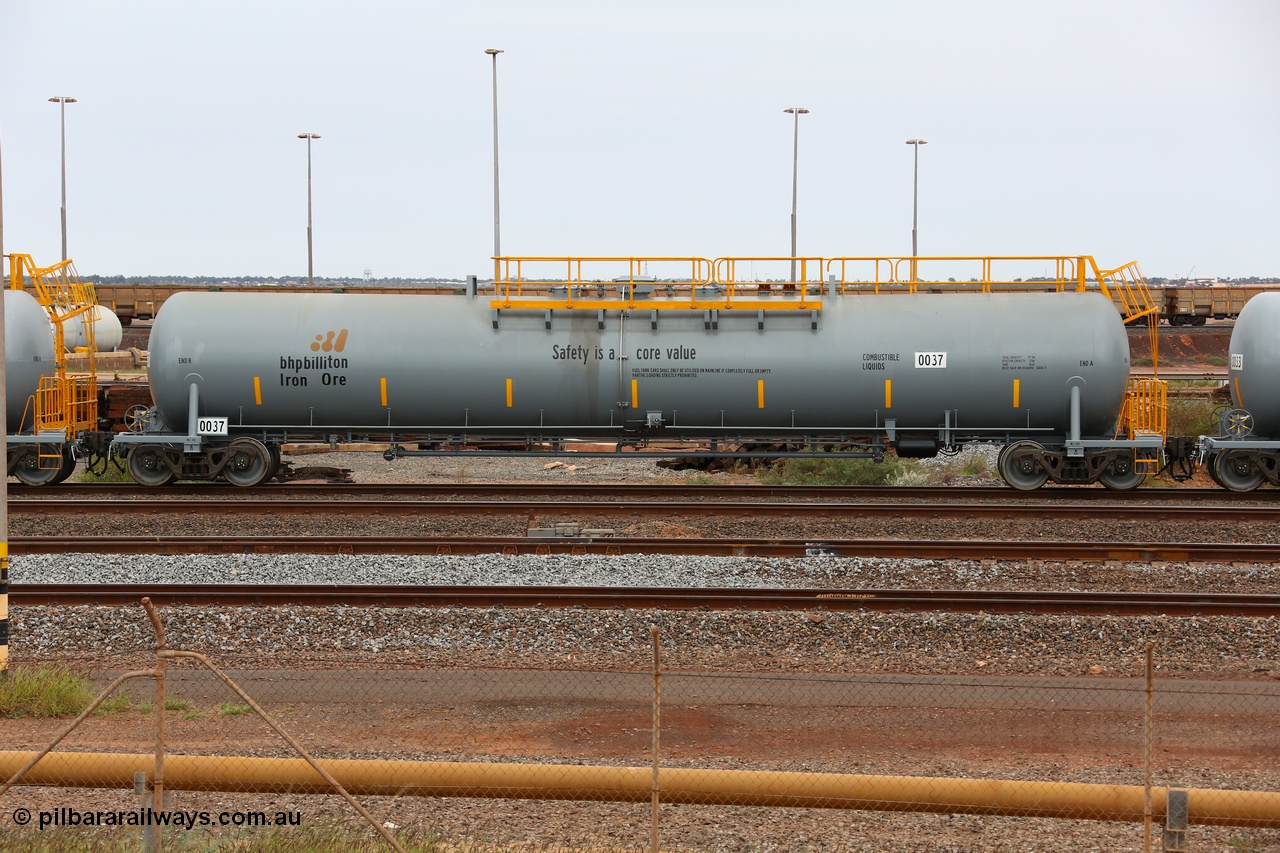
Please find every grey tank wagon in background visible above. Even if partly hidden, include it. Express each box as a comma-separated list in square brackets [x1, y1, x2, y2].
[1198, 292, 1280, 491]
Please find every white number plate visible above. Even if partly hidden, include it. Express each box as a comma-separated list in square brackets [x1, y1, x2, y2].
[197, 417, 229, 436]
[1231, 353, 1243, 370]
[914, 352, 947, 369]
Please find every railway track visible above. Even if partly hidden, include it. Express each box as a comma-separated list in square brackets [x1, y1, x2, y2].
[10, 583, 1280, 616]
[11, 497, 1280, 523]
[11, 483, 1279, 503]
[9, 533, 1280, 561]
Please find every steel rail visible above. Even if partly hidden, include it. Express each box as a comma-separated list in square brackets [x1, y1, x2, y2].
[10, 482, 1279, 503]
[10, 583, 1280, 616]
[9, 535, 1280, 562]
[11, 497, 1280, 522]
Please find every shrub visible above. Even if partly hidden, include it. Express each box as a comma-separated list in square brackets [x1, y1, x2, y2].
[758, 454, 919, 486]
[1166, 397, 1220, 438]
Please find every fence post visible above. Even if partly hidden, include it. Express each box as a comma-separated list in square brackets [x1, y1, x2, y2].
[144, 599, 170, 852]
[1144, 642, 1155, 853]
[651, 625, 661, 853]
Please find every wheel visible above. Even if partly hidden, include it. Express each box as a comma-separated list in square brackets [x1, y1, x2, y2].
[1098, 453, 1145, 491]
[11, 447, 63, 486]
[1213, 449, 1264, 493]
[998, 440, 1049, 491]
[51, 446, 79, 485]
[1192, 316, 1207, 326]
[128, 444, 177, 487]
[123, 404, 153, 433]
[1205, 453, 1226, 488]
[222, 437, 272, 487]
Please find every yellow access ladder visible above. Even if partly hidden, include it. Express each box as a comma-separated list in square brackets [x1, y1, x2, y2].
[7, 253, 100, 467]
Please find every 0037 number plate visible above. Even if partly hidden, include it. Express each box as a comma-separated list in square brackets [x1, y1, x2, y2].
[197, 417, 229, 436]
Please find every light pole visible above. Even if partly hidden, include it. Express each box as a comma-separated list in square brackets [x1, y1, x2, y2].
[784, 108, 809, 283]
[49, 96, 77, 261]
[906, 138, 927, 279]
[297, 133, 320, 286]
[1, 119, 6, 271]
[485, 49, 504, 262]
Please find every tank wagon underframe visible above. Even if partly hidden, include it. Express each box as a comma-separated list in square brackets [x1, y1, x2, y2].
[109, 412, 1166, 491]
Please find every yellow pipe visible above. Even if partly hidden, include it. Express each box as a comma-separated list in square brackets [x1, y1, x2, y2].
[1, 752, 1277, 827]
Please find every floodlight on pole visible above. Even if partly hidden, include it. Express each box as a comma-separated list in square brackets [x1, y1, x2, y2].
[485, 49, 504, 263]
[906, 139, 928, 276]
[784, 108, 809, 283]
[297, 133, 321, 286]
[49, 96, 77, 261]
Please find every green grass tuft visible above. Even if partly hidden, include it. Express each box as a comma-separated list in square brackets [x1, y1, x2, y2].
[75, 458, 134, 484]
[0, 665, 98, 718]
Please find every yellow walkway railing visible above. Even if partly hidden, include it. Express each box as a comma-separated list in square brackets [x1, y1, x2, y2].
[490, 254, 1159, 363]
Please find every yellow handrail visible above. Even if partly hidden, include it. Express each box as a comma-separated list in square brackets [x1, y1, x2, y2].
[486, 254, 1160, 354]
[823, 254, 1090, 293]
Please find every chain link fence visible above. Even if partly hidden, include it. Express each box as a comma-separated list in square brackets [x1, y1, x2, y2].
[1, 601, 1278, 852]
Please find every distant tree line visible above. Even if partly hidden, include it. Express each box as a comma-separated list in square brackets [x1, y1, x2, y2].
[1146, 277, 1280, 286]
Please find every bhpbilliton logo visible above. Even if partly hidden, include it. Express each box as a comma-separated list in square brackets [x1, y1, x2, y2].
[311, 330, 349, 353]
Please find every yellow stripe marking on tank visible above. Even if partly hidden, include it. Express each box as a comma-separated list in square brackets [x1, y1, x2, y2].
[884, 379, 892, 409]
[505, 378, 513, 407]
[757, 379, 765, 409]
[1235, 376, 1243, 407]
[1013, 378, 1021, 408]
[253, 376, 262, 405]
[380, 377, 388, 407]
[631, 379, 639, 409]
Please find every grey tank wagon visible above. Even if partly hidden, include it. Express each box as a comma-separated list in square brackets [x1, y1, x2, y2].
[109, 285, 1166, 491]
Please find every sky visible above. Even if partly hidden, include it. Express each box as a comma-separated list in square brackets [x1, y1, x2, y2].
[1, 0, 1278, 281]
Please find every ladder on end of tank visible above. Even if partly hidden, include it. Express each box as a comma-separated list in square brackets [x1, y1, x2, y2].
[1094, 259, 1167, 473]
[7, 253, 100, 469]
